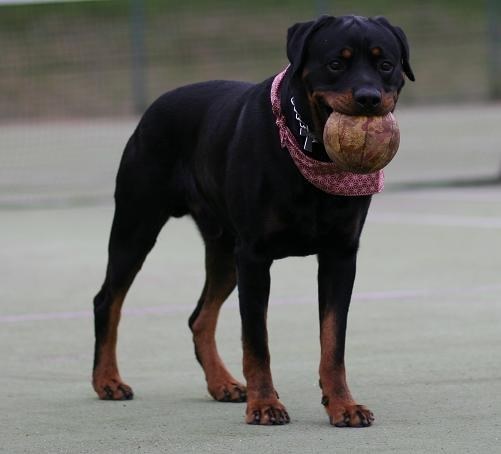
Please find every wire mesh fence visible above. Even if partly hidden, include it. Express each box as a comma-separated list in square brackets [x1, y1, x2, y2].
[1, 0, 500, 121]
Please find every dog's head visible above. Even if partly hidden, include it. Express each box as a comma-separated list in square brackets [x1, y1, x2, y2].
[286, 15, 414, 139]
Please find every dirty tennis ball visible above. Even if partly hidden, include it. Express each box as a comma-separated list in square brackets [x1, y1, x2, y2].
[323, 112, 400, 174]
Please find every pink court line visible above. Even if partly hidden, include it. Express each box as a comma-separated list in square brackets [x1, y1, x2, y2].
[1, 284, 500, 324]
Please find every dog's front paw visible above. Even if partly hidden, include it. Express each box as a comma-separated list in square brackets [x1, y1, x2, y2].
[245, 398, 290, 425]
[93, 374, 134, 401]
[322, 397, 374, 427]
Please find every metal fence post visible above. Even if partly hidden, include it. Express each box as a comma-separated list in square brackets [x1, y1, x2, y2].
[487, 0, 501, 100]
[130, 0, 148, 114]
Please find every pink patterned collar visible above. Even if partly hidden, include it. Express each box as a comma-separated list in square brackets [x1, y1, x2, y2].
[270, 68, 384, 196]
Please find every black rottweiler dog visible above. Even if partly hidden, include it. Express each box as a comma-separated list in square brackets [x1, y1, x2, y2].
[92, 15, 414, 427]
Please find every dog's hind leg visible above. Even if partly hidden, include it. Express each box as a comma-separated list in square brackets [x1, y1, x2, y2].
[92, 200, 169, 400]
[188, 233, 246, 402]
[92, 143, 175, 400]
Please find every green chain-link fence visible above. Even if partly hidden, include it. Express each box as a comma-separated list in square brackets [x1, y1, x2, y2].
[1, 0, 500, 120]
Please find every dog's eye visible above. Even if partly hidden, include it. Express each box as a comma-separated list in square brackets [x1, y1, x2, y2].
[379, 61, 394, 73]
[327, 60, 345, 72]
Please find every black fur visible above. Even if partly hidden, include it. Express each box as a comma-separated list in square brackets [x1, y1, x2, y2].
[93, 14, 413, 425]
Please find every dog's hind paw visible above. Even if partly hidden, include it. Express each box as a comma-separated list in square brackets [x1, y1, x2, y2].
[93, 375, 134, 401]
[325, 400, 374, 427]
[209, 380, 247, 403]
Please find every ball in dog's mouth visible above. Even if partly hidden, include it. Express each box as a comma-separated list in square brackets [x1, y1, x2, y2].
[323, 112, 400, 174]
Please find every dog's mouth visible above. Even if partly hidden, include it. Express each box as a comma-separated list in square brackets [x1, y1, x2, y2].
[317, 101, 334, 142]
[305, 90, 397, 160]
[313, 90, 397, 119]
[320, 101, 334, 119]
[308, 96, 334, 142]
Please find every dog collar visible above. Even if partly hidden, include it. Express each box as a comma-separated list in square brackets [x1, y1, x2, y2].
[270, 68, 384, 196]
[290, 96, 318, 152]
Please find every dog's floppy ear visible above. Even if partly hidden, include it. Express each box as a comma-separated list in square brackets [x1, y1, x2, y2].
[287, 15, 336, 76]
[373, 16, 415, 82]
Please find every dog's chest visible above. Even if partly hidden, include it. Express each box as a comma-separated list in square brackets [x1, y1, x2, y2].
[258, 198, 366, 258]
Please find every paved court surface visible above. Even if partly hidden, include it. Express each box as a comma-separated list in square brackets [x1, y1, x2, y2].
[1, 105, 501, 453]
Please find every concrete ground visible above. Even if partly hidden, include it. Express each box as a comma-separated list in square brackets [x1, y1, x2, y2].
[1, 105, 501, 453]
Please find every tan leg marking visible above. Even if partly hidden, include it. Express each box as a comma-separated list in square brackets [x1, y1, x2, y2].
[93, 293, 133, 400]
[192, 297, 247, 403]
[243, 347, 290, 425]
[319, 311, 374, 427]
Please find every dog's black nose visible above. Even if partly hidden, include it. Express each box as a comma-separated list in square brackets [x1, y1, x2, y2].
[353, 87, 382, 109]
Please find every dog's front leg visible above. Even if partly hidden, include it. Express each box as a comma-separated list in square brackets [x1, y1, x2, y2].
[236, 251, 290, 425]
[317, 248, 374, 427]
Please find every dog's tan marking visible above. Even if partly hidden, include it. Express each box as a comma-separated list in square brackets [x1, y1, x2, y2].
[192, 294, 247, 402]
[341, 48, 353, 59]
[242, 344, 289, 424]
[191, 247, 246, 403]
[93, 293, 133, 400]
[319, 310, 374, 427]
[312, 89, 397, 118]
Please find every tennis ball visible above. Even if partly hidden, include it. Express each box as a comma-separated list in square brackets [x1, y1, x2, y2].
[323, 112, 400, 174]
